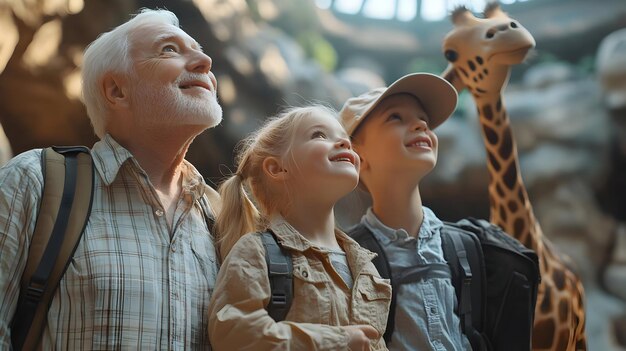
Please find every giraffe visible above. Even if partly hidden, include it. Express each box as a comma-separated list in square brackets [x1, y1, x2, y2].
[439, 4, 586, 351]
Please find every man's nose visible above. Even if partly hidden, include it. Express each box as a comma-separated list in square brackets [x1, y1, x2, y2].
[187, 51, 212, 74]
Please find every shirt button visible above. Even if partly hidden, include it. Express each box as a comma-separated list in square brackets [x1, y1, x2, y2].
[171, 244, 177, 252]
[155, 209, 164, 217]
[302, 270, 309, 278]
[430, 307, 437, 314]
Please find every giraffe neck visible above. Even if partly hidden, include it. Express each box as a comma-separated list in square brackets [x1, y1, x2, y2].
[473, 92, 544, 255]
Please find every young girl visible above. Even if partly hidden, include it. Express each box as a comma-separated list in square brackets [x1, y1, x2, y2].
[208, 105, 391, 350]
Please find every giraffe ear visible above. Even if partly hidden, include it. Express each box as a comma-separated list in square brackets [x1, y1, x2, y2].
[484, 2, 506, 18]
[442, 64, 466, 93]
[450, 6, 475, 26]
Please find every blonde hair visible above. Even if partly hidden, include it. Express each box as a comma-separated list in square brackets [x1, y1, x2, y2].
[216, 105, 337, 260]
[82, 9, 179, 138]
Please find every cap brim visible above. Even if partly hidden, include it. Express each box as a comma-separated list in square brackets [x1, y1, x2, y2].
[358, 73, 458, 131]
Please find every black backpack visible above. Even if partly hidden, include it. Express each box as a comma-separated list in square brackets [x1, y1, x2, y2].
[349, 217, 540, 351]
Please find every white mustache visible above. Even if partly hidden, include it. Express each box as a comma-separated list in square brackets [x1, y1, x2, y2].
[176, 73, 215, 93]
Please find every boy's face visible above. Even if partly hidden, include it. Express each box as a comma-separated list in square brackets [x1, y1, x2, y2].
[353, 93, 438, 180]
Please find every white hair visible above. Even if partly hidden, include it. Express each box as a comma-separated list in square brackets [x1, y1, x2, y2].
[81, 9, 179, 138]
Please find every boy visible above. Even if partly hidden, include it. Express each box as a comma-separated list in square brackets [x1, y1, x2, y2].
[339, 73, 470, 350]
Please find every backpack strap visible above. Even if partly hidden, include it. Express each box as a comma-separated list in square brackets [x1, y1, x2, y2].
[198, 186, 220, 236]
[260, 231, 293, 322]
[441, 224, 488, 351]
[348, 224, 396, 343]
[11, 146, 94, 351]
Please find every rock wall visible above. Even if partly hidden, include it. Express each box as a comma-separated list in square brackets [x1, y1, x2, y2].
[0, 1, 625, 349]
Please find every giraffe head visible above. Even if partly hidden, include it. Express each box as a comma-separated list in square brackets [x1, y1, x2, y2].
[442, 3, 535, 97]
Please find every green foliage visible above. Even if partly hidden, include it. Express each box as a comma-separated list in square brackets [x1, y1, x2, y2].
[297, 32, 338, 72]
[248, 0, 338, 71]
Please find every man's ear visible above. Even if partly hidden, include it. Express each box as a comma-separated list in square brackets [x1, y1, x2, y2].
[102, 73, 129, 109]
[262, 156, 289, 181]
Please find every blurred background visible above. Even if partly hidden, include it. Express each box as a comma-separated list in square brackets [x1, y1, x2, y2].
[1, 0, 625, 348]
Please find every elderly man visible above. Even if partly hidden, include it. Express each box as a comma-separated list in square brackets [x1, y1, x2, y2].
[0, 9, 221, 350]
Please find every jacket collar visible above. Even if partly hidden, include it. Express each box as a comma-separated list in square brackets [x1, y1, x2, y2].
[268, 218, 379, 276]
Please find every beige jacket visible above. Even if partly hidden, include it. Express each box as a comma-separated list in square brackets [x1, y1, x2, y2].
[208, 220, 392, 350]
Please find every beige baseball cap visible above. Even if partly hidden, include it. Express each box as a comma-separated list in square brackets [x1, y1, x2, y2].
[339, 73, 458, 136]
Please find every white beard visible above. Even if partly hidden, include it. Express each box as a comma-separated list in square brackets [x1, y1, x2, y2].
[131, 73, 223, 130]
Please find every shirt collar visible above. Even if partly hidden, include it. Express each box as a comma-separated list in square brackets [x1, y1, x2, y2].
[363, 206, 443, 244]
[91, 134, 209, 199]
[91, 134, 136, 186]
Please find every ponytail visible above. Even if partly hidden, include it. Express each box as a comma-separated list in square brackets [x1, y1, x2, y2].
[215, 105, 337, 261]
[215, 172, 260, 261]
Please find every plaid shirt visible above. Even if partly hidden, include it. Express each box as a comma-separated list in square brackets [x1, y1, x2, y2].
[0, 135, 219, 350]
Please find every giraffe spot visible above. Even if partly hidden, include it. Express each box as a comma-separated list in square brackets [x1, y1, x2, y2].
[507, 200, 518, 212]
[478, 73, 483, 80]
[532, 317, 555, 349]
[476, 56, 484, 65]
[498, 127, 513, 160]
[487, 150, 501, 171]
[483, 124, 498, 145]
[473, 77, 478, 83]
[514, 217, 526, 236]
[482, 104, 494, 121]
[476, 87, 487, 94]
[559, 298, 569, 323]
[496, 98, 502, 112]
[503, 162, 517, 189]
[473, 93, 480, 99]
[518, 188, 526, 203]
[496, 183, 505, 198]
[459, 67, 469, 77]
[556, 329, 570, 351]
[499, 205, 507, 222]
[468, 60, 476, 71]
[484, 68, 489, 75]
[553, 269, 566, 290]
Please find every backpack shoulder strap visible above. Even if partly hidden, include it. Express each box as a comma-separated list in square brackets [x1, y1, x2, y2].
[12, 146, 94, 351]
[260, 231, 293, 322]
[198, 185, 221, 237]
[441, 223, 488, 351]
[349, 223, 392, 280]
[348, 223, 396, 343]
